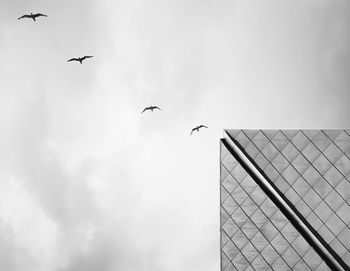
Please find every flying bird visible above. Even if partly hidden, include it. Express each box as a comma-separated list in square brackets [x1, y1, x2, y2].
[18, 13, 47, 21]
[141, 106, 161, 113]
[67, 56, 93, 64]
[190, 125, 208, 135]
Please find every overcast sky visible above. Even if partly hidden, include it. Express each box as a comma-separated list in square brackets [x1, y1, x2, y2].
[0, 0, 350, 270]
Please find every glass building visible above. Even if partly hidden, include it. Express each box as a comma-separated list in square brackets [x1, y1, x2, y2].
[220, 130, 350, 271]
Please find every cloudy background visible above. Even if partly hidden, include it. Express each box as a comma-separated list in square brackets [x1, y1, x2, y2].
[0, 0, 350, 270]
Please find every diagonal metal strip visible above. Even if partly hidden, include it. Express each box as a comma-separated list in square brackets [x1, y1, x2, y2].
[223, 131, 349, 271]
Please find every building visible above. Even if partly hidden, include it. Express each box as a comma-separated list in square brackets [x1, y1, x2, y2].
[220, 130, 350, 271]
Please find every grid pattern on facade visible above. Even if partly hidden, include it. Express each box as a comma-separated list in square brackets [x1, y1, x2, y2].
[220, 141, 331, 271]
[225, 129, 350, 267]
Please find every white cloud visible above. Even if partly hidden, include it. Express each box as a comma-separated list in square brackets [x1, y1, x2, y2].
[0, 0, 350, 270]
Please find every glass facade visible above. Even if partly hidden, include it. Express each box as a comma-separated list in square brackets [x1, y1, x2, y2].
[220, 130, 350, 270]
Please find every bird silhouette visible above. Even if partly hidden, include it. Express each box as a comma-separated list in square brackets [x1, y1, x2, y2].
[67, 56, 93, 64]
[18, 13, 47, 21]
[141, 106, 161, 113]
[190, 125, 208, 135]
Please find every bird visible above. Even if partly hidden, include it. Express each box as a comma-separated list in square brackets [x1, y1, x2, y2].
[190, 125, 208, 135]
[18, 13, 47, 21]
[67, 56, 93, 64]
[141, 106, 161, 113]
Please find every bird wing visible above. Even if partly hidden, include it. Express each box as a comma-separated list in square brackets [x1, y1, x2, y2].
[154, 106, 161, 110]
[35, 13, 48, 17]
[82, 56, 93, 60]
[199, 125, 208, 129]
[67, 58, 79, 62]
[141, 107, 149, 113]
[190, 128, 196, 135]
[18, 14, 30, 20]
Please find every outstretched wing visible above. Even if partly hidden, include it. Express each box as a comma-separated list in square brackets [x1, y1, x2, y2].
[190, 128, 196, 135]
[153, 106, 161, 111]
[34, 13, 48, 17]
[141, 107, 149, 113]
[82, 56, 93, 61]
[18, 14, 30, 20]
[199, 125, 208, 129]
[67, 58, 79, 62]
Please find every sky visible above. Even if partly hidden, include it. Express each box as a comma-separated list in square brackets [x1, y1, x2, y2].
[0, 0, 350, 270]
